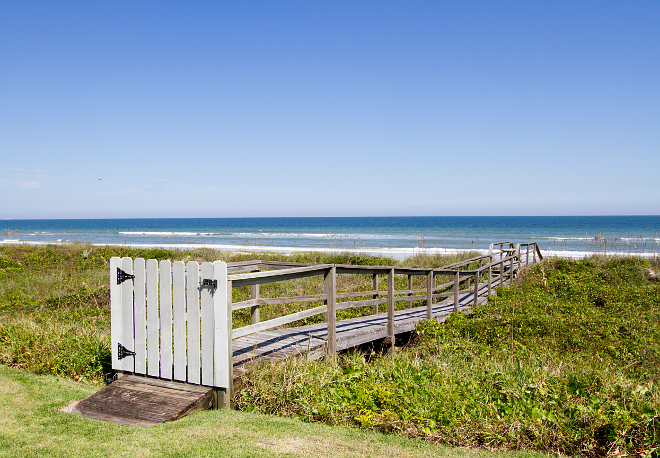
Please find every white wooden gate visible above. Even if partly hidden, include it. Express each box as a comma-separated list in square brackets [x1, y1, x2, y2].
[110, 257, 231, 388]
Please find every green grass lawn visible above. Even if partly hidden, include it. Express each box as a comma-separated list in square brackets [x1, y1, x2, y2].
[0, 364, 549, 458]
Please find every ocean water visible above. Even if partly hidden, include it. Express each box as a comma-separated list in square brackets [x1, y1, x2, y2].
[1, 216, 659, 259]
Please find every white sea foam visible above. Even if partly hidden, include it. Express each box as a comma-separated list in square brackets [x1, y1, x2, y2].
[119, 231, 216, 236]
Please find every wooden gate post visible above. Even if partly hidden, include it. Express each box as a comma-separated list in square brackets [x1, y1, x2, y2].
[213, 262, 232, 409]
[324, 266, 337, 358]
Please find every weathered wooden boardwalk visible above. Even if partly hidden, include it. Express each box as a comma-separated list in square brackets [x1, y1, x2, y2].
[74, 242, 541, 426]
[231, 275, 506, 380]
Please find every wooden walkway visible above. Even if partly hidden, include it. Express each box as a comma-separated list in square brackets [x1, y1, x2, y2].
[231, 275, 507, 380]
[74, 243, 541, 426]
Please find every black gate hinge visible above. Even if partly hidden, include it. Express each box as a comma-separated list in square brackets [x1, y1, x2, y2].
[118, 343, 136, 360]
[117, 267, 135, 285]
[201, 278, 217, 288]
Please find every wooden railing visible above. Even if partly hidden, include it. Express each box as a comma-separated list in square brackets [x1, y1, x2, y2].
[226, 242, 543, 358]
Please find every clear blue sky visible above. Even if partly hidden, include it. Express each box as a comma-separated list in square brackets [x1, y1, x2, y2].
[1, 1, 658, 218]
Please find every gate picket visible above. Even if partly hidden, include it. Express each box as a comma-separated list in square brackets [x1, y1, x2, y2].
[120, 257, 135, 373]
[146, 259, 159, 377]
[111, 257, 229, 388]
[186, 261, 201, 385]
[172, 261, 186, 381]
[200, 262, 214, 385]
[110, 257, 121, 370]
[159, 260, 173, 379]
[134, 258, 147, 374]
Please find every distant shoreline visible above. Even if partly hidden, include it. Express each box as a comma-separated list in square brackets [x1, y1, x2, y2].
[1, 239, 656, 261]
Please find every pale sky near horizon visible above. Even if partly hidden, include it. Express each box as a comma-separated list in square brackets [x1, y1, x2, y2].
[1, 1, 659, 219]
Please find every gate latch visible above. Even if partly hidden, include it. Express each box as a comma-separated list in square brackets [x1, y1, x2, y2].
[117, 267, 135, 285]
[118, 343, 136, 360]
[201, 279, 217, 288]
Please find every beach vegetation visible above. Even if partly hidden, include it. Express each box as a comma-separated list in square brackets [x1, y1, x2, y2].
[1, 244, 659, 455]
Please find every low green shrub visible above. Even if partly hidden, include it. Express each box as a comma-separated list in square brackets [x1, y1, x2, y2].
[236, 257, 660, 456]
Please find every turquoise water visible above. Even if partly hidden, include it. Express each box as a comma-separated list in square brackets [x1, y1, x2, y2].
[2, 216, 659, 259]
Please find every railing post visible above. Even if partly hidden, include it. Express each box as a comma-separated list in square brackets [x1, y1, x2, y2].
[509, 255, 515, 281]
[426, 270, 433, 320]
[526, 245, 530, 266]
[372, 274, 378, 314]
[472, 271, 479, 308]
[487, 264, 492, 297]
[500, 259, 504, 285]
[453, 271, 460, 313]
[213, 261, 232, 409]
[324, 266, 336, 358]
[250, 281, 260, 325]
[387, 268, 395, 352]
[407, 274, 413, 309]
[533, 243, 537, 263]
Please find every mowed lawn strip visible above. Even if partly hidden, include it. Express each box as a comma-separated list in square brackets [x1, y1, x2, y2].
[0, 365, 549, 458]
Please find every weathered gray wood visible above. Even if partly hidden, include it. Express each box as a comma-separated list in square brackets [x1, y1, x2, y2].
[407, 275, 413, 308]
[372, 274, 379, 314]
[258, 294, 326, 305]
[337, 290, 378, 299]
[232, 304, 328, 339]
[232, 298, 259, 310]
[387, 268, 395, 351]
[488, 264, 492, 297]
[228, 265, 331, 287]
[324, 266, 336, 358]
[73, 376, 214, 427]
[453, 271, 460, 313]
[473, 271, 479, 306]
[251, 283, 260, 324]
[335, 298, 388, 311]
[426, 271, 433, 320]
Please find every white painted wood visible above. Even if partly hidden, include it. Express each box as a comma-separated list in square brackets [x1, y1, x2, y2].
[186, 261, 201, 385]
[213, 261, 230, 389]
[133, 258, 147, 374]
[172, 261, 186, 381]
[120, 257, 135, 373]
[146, 259, 160, 377]
[200, 262, 214, 386]
[159, 260, 173, 380]
[110, 257, 122, 370]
